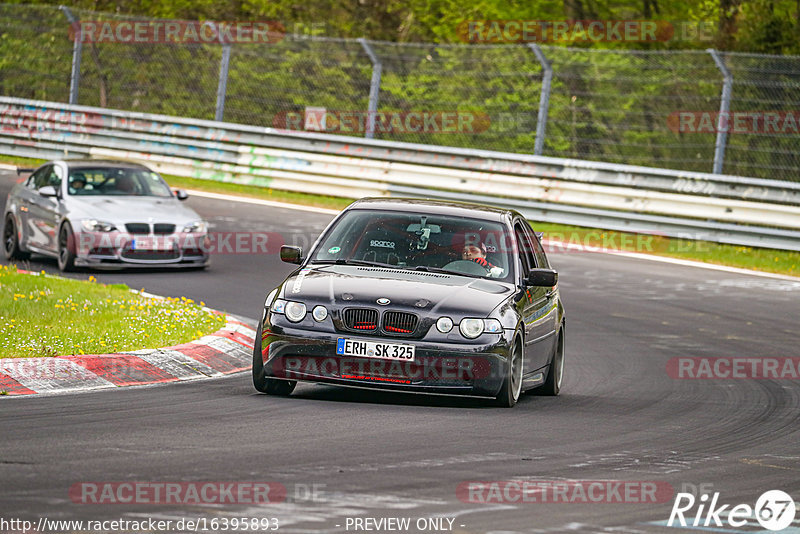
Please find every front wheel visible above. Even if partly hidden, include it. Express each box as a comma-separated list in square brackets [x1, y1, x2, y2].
[252, 322, 296, 396]
[495, 335, 523, 407]
[3, 214, 30, 261]
[57, 223, 76, 272]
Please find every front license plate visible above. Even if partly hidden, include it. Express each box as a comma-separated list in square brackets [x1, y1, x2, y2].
[132, 237, 173, 251]
[336, 338, 415, 361]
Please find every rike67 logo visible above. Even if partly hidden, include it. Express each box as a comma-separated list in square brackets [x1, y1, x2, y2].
[668, 490, 796, 531]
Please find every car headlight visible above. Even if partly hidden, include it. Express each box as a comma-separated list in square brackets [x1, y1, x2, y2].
[436, 317, 453, 333]
[271, 298, 308, 322]
[284, 301, 307, 322]
[312, 305, 328, 322]
[483, 319, 503, 333]
[81, 219, 116, 232]
[182, 221, 207, 233]
[459, 318, 484, 339]
[271, 298, 287, 314]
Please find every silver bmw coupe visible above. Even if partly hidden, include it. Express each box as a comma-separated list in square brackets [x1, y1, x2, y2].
[3, 160, 209, 270]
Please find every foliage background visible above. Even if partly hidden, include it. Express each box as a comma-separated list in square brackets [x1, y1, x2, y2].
[1, 1, 799, 180]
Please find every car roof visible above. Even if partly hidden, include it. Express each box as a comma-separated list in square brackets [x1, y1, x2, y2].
[58, 159, 152, 171]
[346, 197, 519, 223]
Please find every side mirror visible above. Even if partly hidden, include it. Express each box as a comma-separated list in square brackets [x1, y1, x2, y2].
[525, 268, 558, 287]
[280, 245, 303, 265]
[174, 189, 189, 201]
[39, 185, 59, 198]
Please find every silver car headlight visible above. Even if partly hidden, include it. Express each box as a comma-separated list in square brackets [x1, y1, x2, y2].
[182, 221, 207, 233]
[81, 219, 117, 232]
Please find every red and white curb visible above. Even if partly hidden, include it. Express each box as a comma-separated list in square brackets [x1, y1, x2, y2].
[0, 316, 256, 396]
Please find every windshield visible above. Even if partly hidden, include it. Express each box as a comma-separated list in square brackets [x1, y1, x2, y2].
[67, 168, 174, 197]
[310, 209, 513, 281]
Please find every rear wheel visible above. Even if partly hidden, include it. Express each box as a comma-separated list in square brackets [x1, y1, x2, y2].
[57, 223, 76, 272]
[252, 322, 296, 396]
[537, 327, 564, 396]
[495, 335, 523, 407]
[3, 214, 30, 261]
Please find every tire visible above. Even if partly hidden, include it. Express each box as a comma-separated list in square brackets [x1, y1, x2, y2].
[495, 335, 523, 407]
[252, 322, 296, 396]
[3, 214, 30, 261]
[57, 222, 76, 272]
[536, 326, 564, 396]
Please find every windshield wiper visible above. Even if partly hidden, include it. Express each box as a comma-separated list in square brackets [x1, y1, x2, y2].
[310, 259, 402, 269]
[408, 265, 467, 277]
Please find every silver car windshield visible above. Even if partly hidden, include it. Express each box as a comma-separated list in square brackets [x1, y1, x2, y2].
[310, 210, 513, 281]
[67, 168, 173, 197]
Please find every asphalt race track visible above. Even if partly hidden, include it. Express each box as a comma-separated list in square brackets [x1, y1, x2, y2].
[2, 169, 800, 534]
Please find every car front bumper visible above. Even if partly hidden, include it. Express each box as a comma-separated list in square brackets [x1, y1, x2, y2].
[260, 322, 514, 398]
[74, 231, 209, 268]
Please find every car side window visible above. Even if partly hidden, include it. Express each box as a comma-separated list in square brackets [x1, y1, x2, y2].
[29, 165, 53, 189]
[30, 165, 61, 190]
[50, 165, 64, 188]
[514, 222, 536, 276]
[523, 224, 550, 269]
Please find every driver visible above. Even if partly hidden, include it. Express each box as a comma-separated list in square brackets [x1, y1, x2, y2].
[69, 173, 86, 194]
[462, 243, 504, 277]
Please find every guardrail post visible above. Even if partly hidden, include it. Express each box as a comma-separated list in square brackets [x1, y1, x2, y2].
[215, 42, 232, 122]
[529, 44, 552, 156]
[59, 6, 82, 105]
[708, 49, 733, 175]
[358, 38, 382, 139]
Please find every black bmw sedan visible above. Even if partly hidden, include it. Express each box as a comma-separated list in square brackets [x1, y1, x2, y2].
[253, 198, 564, 407]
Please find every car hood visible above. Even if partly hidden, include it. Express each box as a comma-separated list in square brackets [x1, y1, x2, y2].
[67, 196, 201, 227]
[283, 264, 515, 317]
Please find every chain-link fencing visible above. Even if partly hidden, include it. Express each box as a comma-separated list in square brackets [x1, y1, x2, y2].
[1, 4, 799, 181]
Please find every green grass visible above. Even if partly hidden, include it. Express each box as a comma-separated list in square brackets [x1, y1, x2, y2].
[0, 264, 226, 358]
[0, 155, 48, 168]
[2, 155, 798, 277]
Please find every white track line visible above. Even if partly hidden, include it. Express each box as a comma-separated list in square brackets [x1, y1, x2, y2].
[186, 188, 800, 282]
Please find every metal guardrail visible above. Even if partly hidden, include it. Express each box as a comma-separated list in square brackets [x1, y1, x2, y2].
[2, 96, 800, 251]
